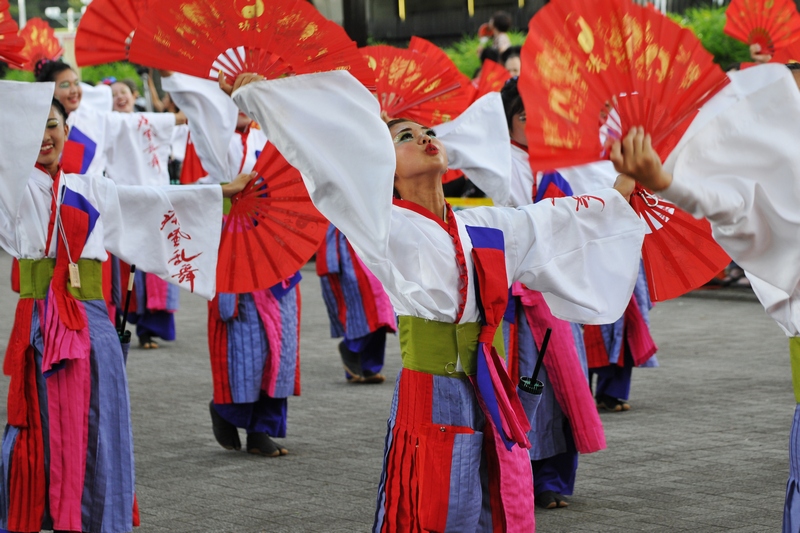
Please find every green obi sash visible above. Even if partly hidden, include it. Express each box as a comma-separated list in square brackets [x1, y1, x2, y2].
[18, 258, 104, 301]
[398, 316, 505, 379]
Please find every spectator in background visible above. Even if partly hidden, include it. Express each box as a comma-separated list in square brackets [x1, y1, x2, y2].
[477, 10, 513, 58]
[110, 78, 144, 113]
[502, 45, 522, 77]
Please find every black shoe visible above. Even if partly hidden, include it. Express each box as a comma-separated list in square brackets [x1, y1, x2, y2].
[246, 432, 288, 457]
[338, 341, 363, 381]
[209, 401, 241, 450]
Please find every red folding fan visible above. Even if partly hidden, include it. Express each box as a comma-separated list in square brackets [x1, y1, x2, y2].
[0, 0, 25, 69]
[362, 44, 472, 126]
[74, 0, 150, 66]
[128, 0, 374, 89]
[216, 142, 328, 294]
[772, 39, 800, 62]
[19, 18, 62, 71]
[630, 186, 730, 301]
[521, 0, 731, 301]
[521, 0, 729, 171]
[473, 59, 512, 102]
[724, 0, 800, 56]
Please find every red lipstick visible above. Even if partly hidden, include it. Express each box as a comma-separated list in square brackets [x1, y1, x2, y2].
[425, 144, 439, 155]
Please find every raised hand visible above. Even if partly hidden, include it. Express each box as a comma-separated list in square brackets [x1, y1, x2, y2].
[609, 127, 673, 192]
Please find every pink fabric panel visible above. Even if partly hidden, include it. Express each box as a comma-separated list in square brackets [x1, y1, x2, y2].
[520, 288, 606, 454]
[145, 273, 169, 312]
[252, 289, 283, 398]
[355, 254, 397, 332]
[484, 416, 536, 532]
[625, 297, 658, 367]
[39, 296, 91, 531]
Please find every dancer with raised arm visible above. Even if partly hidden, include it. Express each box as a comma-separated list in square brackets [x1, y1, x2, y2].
[220, 70, 646, 531]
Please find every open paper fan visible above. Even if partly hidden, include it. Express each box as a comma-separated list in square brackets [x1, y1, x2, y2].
[520, 0, 729, 173]
[473, 59, 512, 102]
[19, 18, 63, 71]
[74, 0, 149, 66]
[217, 142, 328, 294]
[631, 186, 730, 302]
[772, 39, 800, 62]
[362, 44, 472, 126]
[128, 0, 374, 89]
[724, 0, 800, 56]
[0, 0, 25, 69]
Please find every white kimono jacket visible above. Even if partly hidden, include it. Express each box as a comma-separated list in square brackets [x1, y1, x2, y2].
[661, 64, 800, 336]
[0, 80, 223, 300]
[230, 71, 647, 325]
[162, 73, 267, 182]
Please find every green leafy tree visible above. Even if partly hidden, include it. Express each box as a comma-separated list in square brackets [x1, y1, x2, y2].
[669, 6, 751, 66]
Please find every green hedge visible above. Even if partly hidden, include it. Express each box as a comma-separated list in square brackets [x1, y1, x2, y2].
[2, 61, 142, 91]
[444, 31, 527, 77]
[669, 7, 751, 66]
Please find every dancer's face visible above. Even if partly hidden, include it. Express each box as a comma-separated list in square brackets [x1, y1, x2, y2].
[37, 106, 68, 173]
[54, 69, 82, 114]
[510, 110, 527, 147]
[390, 121, 448, 185]
[111, 82, 136, 113]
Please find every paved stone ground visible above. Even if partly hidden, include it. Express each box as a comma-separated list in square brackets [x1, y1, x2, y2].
[0, 251, 791, 532]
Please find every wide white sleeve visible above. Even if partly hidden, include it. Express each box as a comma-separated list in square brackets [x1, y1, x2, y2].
[462, 189, 647, 324]
[79, 82, 112, 113]
[162, 73, 238, 182]
[433, 93, 511, 205]
[232, 71, 396, 268]
[88, 177, 223, 300]
[661, 65, 800, 298]
[0, 81, 54, 245]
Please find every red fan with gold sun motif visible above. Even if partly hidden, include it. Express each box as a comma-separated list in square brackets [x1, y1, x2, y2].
[521, 0, 731, 301]
[128, 0, 374, 88]
[75, 0, 150, 66]
[362, 43, 472, 126]
[0, 0, 25, 69]
[521, 0, 729, 171]
[724, 0, 800, 56]
[217, 142, 328, 294]
[19, 18, 62, 71]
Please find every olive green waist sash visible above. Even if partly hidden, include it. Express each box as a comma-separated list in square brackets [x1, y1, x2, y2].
[398, 316, 505, 379]
[18, 258, 104, 301]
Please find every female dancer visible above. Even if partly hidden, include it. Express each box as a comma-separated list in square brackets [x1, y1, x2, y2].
[162, 72, 301, 457]
[223, 70, 646, 531]
[0, 80, 252, 533]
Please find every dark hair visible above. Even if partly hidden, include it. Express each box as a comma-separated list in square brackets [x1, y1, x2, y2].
[786, 62, 800, 71]
[386, 117, 422, 130]
[724, 62, 741, 72]
[479, 47, 500, 65]
[50, 98, 69, 121]
[500, 77, 523, 130]
[501, 45, 521, 65]
[114, 78, 139, 95]
[492, 11, 512, 33]
[35, 59, 74, 82]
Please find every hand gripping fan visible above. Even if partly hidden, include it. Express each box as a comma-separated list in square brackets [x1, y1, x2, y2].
[19, 18, 63, 71]
[216, 142, 328, 294]
[724, 0, 800, 56]
[361, 44, 472, 126]
[74, 0, 150, 66]
[631, 186, 730, 302]
[520, 0, 731, 301]
[521, 0, 729, 172]
[128, 0, 374, 88]
[0, 0, 25, 69]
